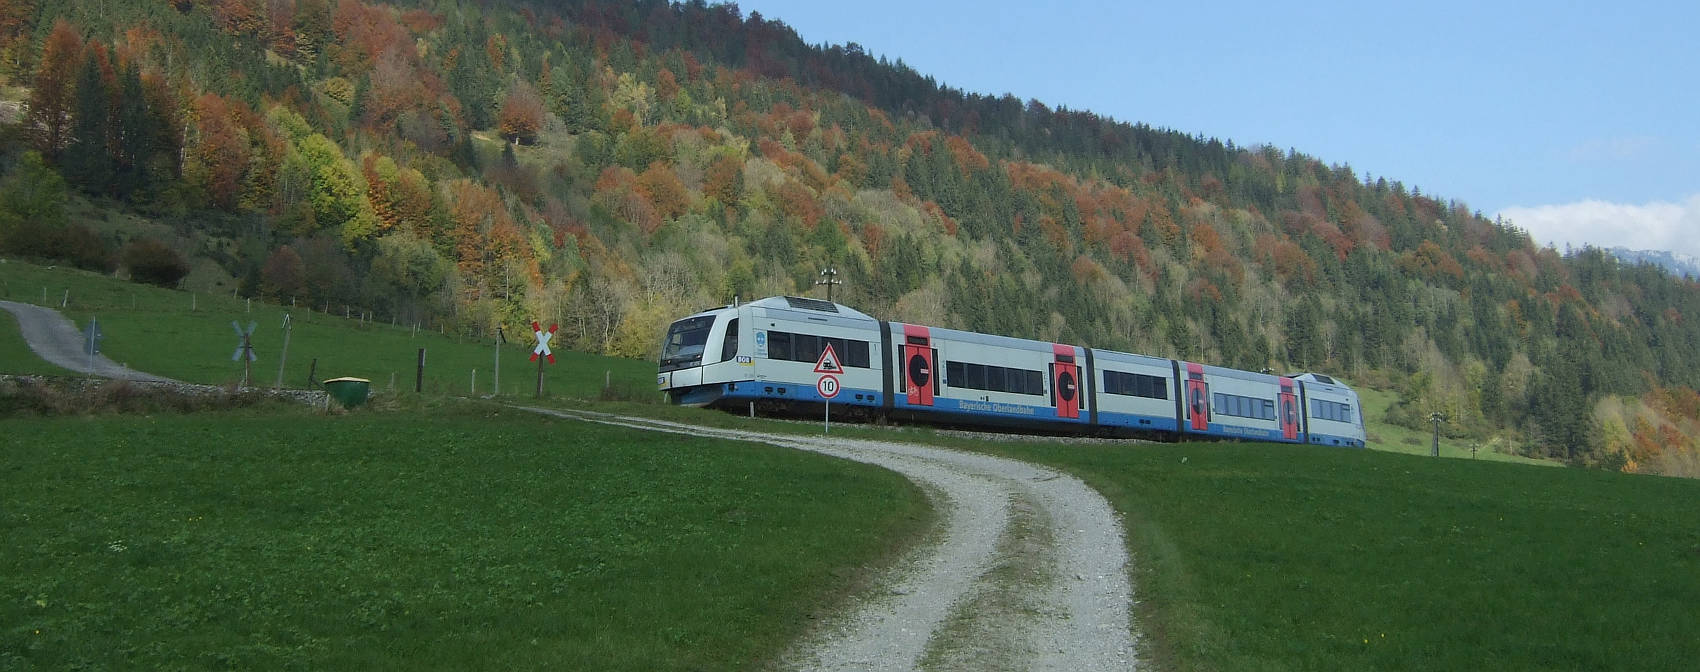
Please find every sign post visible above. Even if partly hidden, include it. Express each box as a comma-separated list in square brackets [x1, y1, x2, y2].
[531, 321, 557, 398]
[275, 314, 292, 389]
[231, 320, 258, 388]
[817, 374, 840, 432]
[84, 318, 102, 375]
[494, 326, 505, 397]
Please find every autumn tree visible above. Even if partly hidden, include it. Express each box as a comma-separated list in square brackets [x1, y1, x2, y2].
[703, 152, 744, 206]
[184, 94, 251, 211]
[0, 0, 35, 69]
[497, 80, 544, 145]
[260, 244, 307, 299]
[636, 162, 689, 221]
[26, 21, 82, 160]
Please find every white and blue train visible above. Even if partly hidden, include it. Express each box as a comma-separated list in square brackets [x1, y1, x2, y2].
[657, 296, 1367, 447]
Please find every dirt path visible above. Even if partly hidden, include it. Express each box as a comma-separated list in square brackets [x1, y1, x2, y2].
[516, 407, 1137, 671]
[0, 300, 175, 382]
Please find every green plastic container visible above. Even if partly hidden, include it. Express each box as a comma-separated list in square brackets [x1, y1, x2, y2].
[322, 377, 371, 408]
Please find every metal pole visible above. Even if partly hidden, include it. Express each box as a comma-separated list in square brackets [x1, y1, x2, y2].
[534, 354, 545, 398]
[275, 314, 292, 389]
[1430, 413, 1444, 458]
[493, 327, 503, 396]
[825, 399, 830, 433]
[416, 348, 425, 393]
[471, 368, 477, 394]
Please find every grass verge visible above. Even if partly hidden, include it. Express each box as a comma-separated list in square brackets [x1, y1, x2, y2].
[0, 403, 930, 670]
[0, 310, 72, 376]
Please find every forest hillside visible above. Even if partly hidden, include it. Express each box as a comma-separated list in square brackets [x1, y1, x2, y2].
[2, 0, 1698, 474]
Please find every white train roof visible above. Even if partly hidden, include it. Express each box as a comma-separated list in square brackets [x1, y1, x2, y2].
[745, 295, 876, 321]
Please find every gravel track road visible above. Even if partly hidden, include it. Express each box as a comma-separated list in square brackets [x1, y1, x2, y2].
[1, 300, 176, 382]
[516, 406, 1137, 671]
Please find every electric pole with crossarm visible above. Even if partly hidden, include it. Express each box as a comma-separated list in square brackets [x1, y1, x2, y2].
[815, 265, 841, 302]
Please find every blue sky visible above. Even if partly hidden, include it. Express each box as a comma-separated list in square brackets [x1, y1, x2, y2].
[733, 0, 1700, 257]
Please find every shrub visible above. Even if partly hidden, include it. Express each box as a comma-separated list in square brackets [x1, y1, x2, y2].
[122, 238, 190, 287]
[59, 223, 115, 272]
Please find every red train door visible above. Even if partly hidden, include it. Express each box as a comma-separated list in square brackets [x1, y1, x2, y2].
[1053, 345, 1079, 419]
[1279, 377, 1300, 440]
[1185, 363, 1209, 431]
[903, 325, 933, 406]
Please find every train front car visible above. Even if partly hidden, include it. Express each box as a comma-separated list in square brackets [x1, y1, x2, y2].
[658, 296, 885, 412]
[657, 305, 742, 406]
[1292, 373, 1368, 447]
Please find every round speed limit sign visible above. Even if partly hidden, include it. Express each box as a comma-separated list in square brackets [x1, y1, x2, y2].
[817, 374, 840, 399]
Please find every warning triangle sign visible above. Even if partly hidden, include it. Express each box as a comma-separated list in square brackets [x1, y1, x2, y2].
[814, 343, 844, 374]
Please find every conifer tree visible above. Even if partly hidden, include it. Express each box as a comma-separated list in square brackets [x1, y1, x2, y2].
[63, 49, 112, 194]
[112, 64, 156, 201]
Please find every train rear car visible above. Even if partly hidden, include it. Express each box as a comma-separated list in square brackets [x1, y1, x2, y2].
[1293, 373, 1367, 447]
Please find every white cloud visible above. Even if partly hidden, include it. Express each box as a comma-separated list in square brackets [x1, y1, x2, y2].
[1496, 195, 1700, 259]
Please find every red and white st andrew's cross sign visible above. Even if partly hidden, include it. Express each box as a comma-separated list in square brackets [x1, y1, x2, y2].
[531, 322, 558, 364]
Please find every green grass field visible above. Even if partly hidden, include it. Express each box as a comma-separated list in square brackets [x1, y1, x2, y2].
[977, 439, 1700, 671]
[0, 261, 654, 400]
[6, 259, 1697, 670]
[0, 403, 929, 670]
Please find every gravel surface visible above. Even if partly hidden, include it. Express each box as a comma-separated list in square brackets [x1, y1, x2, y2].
[517, 407, 1137, 671]
[2, 300, 176, 382]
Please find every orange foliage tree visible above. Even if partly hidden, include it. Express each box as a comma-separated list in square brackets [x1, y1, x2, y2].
[636, 163, 689, 221]
[497, 81, 544, 145]
[184, 94, 253, 211]
[703, 153, 743, 205]
[25, 20, 82, 158]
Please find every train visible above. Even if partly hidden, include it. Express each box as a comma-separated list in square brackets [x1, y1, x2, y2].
[657, 296, 1366, 447]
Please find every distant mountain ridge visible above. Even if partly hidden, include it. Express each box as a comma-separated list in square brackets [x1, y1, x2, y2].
[1607, 247, 1700, 279]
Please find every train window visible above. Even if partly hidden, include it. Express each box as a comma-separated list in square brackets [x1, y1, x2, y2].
[1214, 392, 1276, 420]
[762, 330, 874, 368]
[1104, 371, 1168, 399]
[944, 360, 1044, 396]
[768, 331, 791, 361]
[847, 341, 871, 368]
[720, 318, 739, 362]
[795, 333, 822, 364]
[1311, 400, 1354, 422]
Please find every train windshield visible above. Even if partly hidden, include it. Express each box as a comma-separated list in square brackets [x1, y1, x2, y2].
[660, 315, 715, 371]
